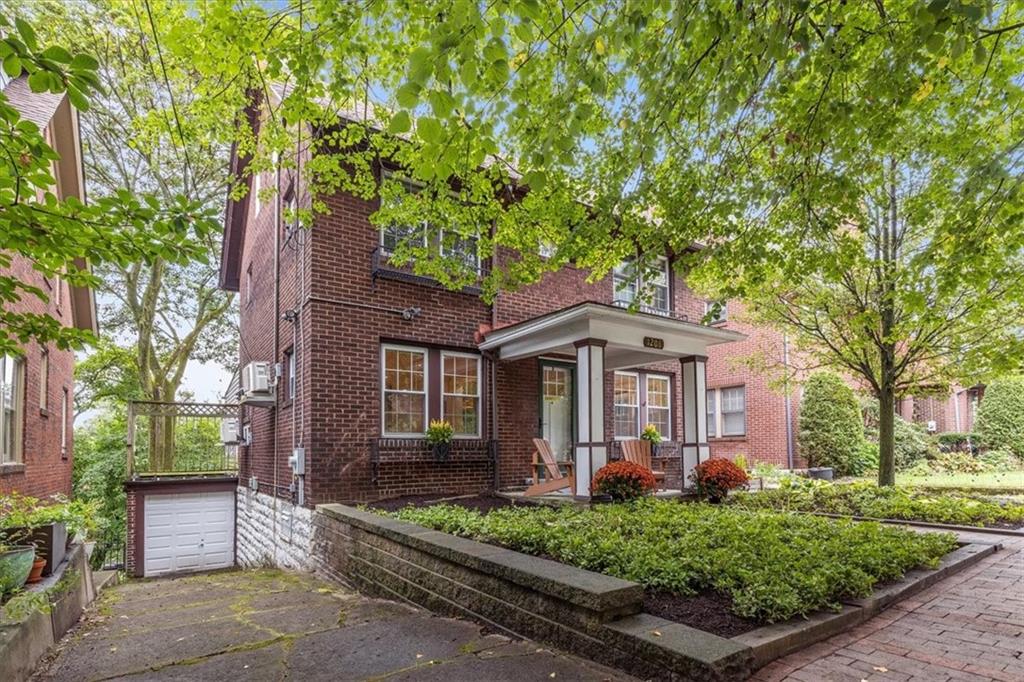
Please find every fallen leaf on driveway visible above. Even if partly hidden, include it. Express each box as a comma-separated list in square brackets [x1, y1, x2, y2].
[873, 667, 888, 673]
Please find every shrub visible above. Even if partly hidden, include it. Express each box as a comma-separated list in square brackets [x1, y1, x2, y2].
[798, 372, 865, 474]
[730, 478, 1024, 527]
[976, 376, 1024, 459]
[929, 452, 988, 475]
[893, 416, 935, 470]
[387, 499, 958, 623]
[689, 458, 749, 500]
[978, 449, 1020, 472]
[592, 461, 656, 501]
[733, 454, 748, 472]
[935, 432, 979, 454]
[849, 441, 880, 476]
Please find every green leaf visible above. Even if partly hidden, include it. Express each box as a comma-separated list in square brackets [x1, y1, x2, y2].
[388, 110, 411, 134]
[69, 54, 99, 70]
[2, 54, 21, 79]
[15, 17, 37, 51]
[27, 70, 49, 93]
[41, 46, 73, 63]
[408, 46, 433, 84]
[417, 117, 443, 144]
[396, 81, 421, 109]
[66, 84, 89, 112]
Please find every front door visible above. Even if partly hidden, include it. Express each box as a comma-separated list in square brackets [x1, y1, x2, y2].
[540, 362, 574, 461]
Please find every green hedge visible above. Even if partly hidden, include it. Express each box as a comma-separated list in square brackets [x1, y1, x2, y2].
[385, 499, 957, 624]
[799, 372, 865, 475]
[976, 376, 1024, 459]
[730, 479, 1024, 527]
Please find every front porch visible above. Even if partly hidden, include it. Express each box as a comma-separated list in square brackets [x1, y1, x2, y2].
[482, 302, 745, 499]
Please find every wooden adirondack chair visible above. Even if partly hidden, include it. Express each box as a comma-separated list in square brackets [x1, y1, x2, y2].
[620, 439, 666, 488]
[524, 438, 575, 496]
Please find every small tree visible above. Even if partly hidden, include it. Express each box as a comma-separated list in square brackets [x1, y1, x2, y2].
[976, 376, 1024, 460]
[799, 372, 865, 475]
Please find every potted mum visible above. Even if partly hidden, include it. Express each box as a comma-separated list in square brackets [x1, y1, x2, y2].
[591, 461, 657, 502]
[639, 423, 662, 456]
[425, 419, 454, 462]
[689, 457, 749, 503]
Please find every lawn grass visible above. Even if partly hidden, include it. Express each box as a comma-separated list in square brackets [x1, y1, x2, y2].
[894, 469, 1024, 491]
[384, 498, 957, 624]
[731, 479, 1024, 527]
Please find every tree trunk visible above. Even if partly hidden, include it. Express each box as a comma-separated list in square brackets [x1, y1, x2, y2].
[877, 386, 896, 486]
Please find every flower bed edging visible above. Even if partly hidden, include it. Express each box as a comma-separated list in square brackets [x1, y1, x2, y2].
[313, 504, 753, 681]
[731, 541, 1000, 668]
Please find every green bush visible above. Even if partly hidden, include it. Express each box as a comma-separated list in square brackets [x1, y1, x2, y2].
[893, 416, 935, 470]
[850, 441, 880, 476]
[976, 376, 1024, 459]
[798, 372, 865, 475]
[978, 449, 1020, 472]
[730, 478, 1024, 527]
[929, 452, 988, 475]
[934, 432, 979, 454]
[387, 499, 957, 624]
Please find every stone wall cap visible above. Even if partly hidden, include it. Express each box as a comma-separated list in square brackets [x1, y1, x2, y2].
[316, 504, 643, 613]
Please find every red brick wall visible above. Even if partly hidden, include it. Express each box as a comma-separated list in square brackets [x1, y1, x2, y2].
[0, 253, 75, 500]
[704, 301, 798, 468]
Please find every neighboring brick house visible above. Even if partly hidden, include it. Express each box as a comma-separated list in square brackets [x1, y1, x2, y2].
[1, 75, 96, 499]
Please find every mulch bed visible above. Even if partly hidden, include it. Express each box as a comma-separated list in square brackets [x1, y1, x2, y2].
[643, 589, 760, 637]
[366, 493, 526, 514]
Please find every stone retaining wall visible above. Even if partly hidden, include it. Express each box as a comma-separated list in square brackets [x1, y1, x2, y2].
[312, 504, 753, 682]
[236, 486, 313, 570]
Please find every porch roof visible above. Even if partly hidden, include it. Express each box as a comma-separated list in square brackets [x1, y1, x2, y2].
[479, 302, 745, 370]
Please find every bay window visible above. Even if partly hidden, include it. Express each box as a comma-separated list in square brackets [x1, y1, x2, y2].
[442, 353, 481, 437]
[382, 346, 427, 436]
[1, 354, 24, 464]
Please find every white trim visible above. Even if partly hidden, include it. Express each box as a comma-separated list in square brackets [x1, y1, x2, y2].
[380, 344, 429, 438]
[440, 350, 482, 439]
[645, 372, 672, 441]
[612, 371, 640, 440]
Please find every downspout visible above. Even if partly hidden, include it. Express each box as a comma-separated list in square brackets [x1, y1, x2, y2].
[271, 156, 282, 548]
[489, 219, 500, 491]
[782, 333, 795, 470]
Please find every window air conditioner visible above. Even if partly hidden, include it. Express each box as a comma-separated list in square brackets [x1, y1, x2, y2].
[241, 361, 272, 394]
[220, 417, 240, 444]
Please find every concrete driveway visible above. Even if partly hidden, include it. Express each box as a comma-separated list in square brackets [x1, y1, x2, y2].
[33, 569, 633, 682]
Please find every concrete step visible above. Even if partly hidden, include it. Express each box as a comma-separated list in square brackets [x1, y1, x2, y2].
[93, 570, 120, 592]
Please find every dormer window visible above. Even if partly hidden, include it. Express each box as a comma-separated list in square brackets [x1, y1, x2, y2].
[613, 256, 670, 315]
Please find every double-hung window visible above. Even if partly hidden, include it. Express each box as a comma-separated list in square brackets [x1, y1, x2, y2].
[613, 373, 640, 439]
[613, 372, 672, 440]
[39, 349, 49, 411]
[707, 386, 746, 437]
[60, 387, 69, 459]
[284, 349, 296, 401]
[645, 375, 671, 439]
[1, 354, 24, 464]
[442, 353, 481, 437]
[613, 256, 670, 315]
[382, 346, 428, 436]
[705, 300, 727, 324]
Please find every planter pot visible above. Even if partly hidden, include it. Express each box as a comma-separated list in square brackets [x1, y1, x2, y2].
[0, 545, 35, 595]
[807, 467, 834, 481]
[26, 557, 47, 584]
[431, 442, 452, 462]
[3, 522, 67, 577]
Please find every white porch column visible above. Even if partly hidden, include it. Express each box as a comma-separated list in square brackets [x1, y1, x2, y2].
[680, 355, 710, 487]
[573, 338, 607, 498]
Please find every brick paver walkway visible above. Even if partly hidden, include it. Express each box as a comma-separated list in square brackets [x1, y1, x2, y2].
[753, 531, 1024, 682]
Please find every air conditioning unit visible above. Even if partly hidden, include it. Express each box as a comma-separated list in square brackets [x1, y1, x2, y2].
[220, 417, 240, 444]
[241, 361, 272, 394]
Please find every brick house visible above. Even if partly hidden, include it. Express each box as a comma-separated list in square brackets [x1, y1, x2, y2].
[1, 75, 96, 499]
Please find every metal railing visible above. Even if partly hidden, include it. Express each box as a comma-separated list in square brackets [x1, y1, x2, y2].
[126, 401, 239, 478]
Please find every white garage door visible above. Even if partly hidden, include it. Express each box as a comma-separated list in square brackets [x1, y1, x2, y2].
[144, 491, 235, 577]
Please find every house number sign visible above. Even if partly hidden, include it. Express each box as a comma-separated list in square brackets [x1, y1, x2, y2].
[643, 336, 664, 349]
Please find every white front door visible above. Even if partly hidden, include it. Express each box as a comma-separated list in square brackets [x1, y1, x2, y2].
[541, 363, 574, 461]
[143, 491, 235, 577]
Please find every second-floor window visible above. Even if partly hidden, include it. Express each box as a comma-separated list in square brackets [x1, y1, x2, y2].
[705, 301, 728, 324]
[379, 174, 480, 273]
[613, 256, 669, 314]
[39, 349, 48, 411]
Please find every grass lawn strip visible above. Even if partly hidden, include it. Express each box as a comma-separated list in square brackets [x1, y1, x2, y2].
[732, 479, 1024, 528]
[384, 499, 957, 625]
